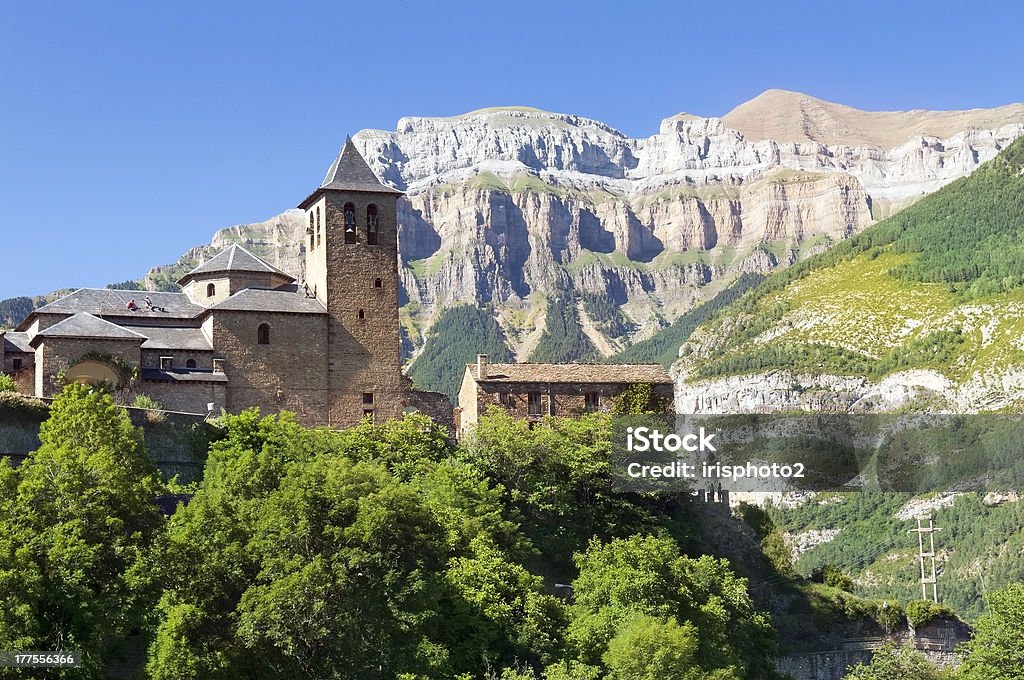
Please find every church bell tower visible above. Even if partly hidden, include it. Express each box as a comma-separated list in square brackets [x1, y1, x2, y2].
[298, 137, 406, 427]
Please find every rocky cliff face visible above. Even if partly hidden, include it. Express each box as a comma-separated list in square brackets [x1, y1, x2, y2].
[144, 95, 1024, 360]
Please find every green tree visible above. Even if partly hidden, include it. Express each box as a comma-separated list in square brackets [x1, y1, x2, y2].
[0, 384, 164, 677]
[602, 613, 734, 680]
[960, 582, 1024, 679]
[149, 409, 562, 680]
[0, 374, 17, 392]
[567, 535, 777, 678]
[609, 384, 670, 415]
[844, 643, 947, 680]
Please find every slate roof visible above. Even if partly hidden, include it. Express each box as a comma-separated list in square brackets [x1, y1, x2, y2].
[179, 244, 295, 284]
[300, 137, 402, 207]
[32, 313, 147, 343]
[140, 368, 229, 383]
[470, 363, 674, 385]
[2, 331, 33, 353]
[26, 289, 203, 323]
[212, 288, 327, 314]
[123, 326, 214, 351]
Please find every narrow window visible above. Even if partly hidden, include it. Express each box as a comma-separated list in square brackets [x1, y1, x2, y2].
[316, 207, 322, 246]
[344, 202, 357, 244]
[362, 392, 374, 404]
[12, 358, 22, 371]
[185, 359, 197, 369]
[366, 204, 379, 245]
[207, 282, 216, 297]
[308, 213, 314, 250]
[160, 356, 173, 370]
[257, 323, 271, 345]
[499, 392, 512, 408]
[213, 358, 225, 373]
[585, 392, 601, 412]
[373, 278, 382, 289]
[528, 391, 542, 416]
[358, 309, 365, 320]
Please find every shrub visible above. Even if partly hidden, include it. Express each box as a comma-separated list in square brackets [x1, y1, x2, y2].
[905, 600, 958, 628]
[0, 374, 17, 393]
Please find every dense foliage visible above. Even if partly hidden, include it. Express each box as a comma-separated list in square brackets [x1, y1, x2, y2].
[528, 291, 598, 364]
[0, 385, 165, 678]
[407, 304, 514, 400]
[609, 273, 764, 366]
[0, 389, 792, 678]
[580, 294, 633, 341]
[959, 583, 1024, 679]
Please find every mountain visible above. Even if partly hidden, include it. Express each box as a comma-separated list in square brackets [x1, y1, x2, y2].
[5, 92, 1023, 395]
[723, 89, 1024, 149]
[675, 135, 1024, 413]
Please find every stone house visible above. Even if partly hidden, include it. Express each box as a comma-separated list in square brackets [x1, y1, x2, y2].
[1, 140, 449, 428]
[456, 354, 674, 436]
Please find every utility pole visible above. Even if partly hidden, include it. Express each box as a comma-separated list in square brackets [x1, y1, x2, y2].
[908, 515, 942, 602]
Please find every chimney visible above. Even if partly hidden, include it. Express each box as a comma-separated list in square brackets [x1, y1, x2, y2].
[477, 354, 489, 380]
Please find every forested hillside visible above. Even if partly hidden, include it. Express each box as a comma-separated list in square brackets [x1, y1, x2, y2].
[406, 305, 514, 400]
[679, 136, 1024, 395]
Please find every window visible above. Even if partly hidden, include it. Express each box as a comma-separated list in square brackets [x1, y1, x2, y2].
[374, 278, 382, 289]
[316, 207, 322, 246]
[213, 358, 225, 373]
[257, 323, 271, 345]
[12, 358, 22, 371]
[499, 392, 513, 408]
[160, 356, 173, 370]
[344, 202, 357, 243]
[527, 391, 542, 416]
[362, 392, 374, 404]
[207, 282, 216, 297]
[308, 213, 314, 250]
[585, 392, 601, 412]
[185, 359, 197, 369]
[366, 204, 379, 245]
[358, 309, 365, 320]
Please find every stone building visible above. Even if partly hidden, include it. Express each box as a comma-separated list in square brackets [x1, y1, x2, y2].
[1, 140, 449, 428]
[456, 354, 674, 436]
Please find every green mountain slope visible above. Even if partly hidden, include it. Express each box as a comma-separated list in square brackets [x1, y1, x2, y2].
[679, 136, 1024, 404]
[609, 273, 765, 366]
[769, 490, 1024, 621]
[406, 305, 513, 400]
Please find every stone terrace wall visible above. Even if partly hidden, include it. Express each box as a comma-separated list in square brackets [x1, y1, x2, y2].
[0, 396, 213, 483]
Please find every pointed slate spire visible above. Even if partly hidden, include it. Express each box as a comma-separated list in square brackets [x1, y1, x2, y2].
[320, 136, 402, 194]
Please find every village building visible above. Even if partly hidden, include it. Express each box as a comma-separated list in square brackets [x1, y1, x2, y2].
[456, 354, 674, 436]
[0, 140, 449, 428]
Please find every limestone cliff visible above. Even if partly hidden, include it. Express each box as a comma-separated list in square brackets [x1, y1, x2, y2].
[141, 95, 1024, 361]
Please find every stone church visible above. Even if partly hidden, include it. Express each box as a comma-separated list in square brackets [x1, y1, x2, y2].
[0, 140, 450, 428]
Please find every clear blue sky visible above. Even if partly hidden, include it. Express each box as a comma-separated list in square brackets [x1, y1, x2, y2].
[1, 0, 1021, 299]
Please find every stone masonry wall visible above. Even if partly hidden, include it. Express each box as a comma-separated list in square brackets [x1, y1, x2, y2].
[141, 349, 215, 371]
[136, 380, 226, 415]
[318, 189, 408, 427]
[475, 382, 675, 420]
[36, 337, 143, 397]
[212, 309, 329, 426]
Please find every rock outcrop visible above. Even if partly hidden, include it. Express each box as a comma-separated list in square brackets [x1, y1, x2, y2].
[143, 95, 1024, 359]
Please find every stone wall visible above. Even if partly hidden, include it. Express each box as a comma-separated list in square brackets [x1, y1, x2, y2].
[140, 349, 215, 371]
[472, 382, 675, 421]
[212, 309, 329, 426]
[35, 337, 143, 397]
[0, 397, 211, 483]
[136, 380, 226, 415]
